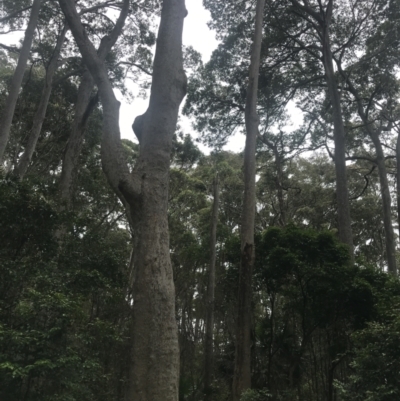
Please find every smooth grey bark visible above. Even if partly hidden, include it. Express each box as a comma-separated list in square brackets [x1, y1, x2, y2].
[59, 1, 129, 207]
[204, 176, 219, 401]
[0, 0, 43, 163]
[13, 24, 68, 178]
[232, 1, 265, 400]
[289, 0, 354, 256]
[58, 2, 187, 401]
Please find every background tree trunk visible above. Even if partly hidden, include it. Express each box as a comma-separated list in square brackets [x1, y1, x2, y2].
[322, 29, 354, 255]
[59, 70, 95, 207]
[336, 57, 397, 274]
[232, 0, 265, 400]
[204, 176, 219, 401]
[14, 24, 68, 178]
[397, 130, 400, 240]
[0, 0, 42, 163]
[370, 132, 397, 275]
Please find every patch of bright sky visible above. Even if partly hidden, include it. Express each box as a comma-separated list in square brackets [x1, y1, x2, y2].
[3, 1, 303, 154]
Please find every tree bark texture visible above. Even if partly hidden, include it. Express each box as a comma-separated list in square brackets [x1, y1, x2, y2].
[232, 1, 265, 400]
[14, 24, 68, 178]
[58, 2, 187, 401]
[128, 1, 187, 398]
[204, 176, 219, 401]
[0, 0, 42, 163]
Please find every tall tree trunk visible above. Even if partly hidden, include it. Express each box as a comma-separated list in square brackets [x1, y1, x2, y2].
[128, 1, 187, 398]
[289, 0, 354, 256]
[370, 132, 397, 274]
[396, 131, 400, 240]
[232, 1, 265, 400]
[57, 2, 187, 401]
[336, 59, 397, 274]
[14, 24, 68, 178]
[0, 0, 42, 163]
[321, 29, 354, 255]
[204, 176, 219, 401]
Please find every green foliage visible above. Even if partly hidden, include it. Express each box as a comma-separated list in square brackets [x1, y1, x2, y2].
[252, 225, 395, 400]
[0, 179, 131, 401]
[337, 278, 400, 401]
[241, 388, 272, 401]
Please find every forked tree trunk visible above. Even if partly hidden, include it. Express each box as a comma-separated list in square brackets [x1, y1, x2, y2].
[204, 176, 219, 401]
[232, 0, 265, 400]
[57, 1, 187, 401]
[0, 0, 43, 163]
[59, 0, 129, 207]
[14, 24, 68, 178]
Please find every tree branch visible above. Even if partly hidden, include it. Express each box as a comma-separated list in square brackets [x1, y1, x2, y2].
[0, 6, 32, 24]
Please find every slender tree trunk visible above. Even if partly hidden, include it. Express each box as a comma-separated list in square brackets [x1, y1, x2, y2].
[274, 150, 286, 226]
[396, 131, 400, 240]
[370, 133, 397, 274]
[0, 0, 43, 163]
[322, 29, 354, 256]
[14, 24, 68, 178]
[232, 1, 265, 400]
[204, 176, 219, 401]
[57, 2, 187, 401]
[289, 0, 353, 255]
[59, 70, 95, 206]
[336, 56, 397, 274]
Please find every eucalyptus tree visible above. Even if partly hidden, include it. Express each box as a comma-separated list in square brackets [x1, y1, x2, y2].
[13, 21, 68, 178]
[265, 0, 359, 254]
[0, 0, 43, 163]
[204, 174, 219, 401]
[330, 0, 400, 274]
[57, 2, 187, 401]
[232, 1, 265, 400]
